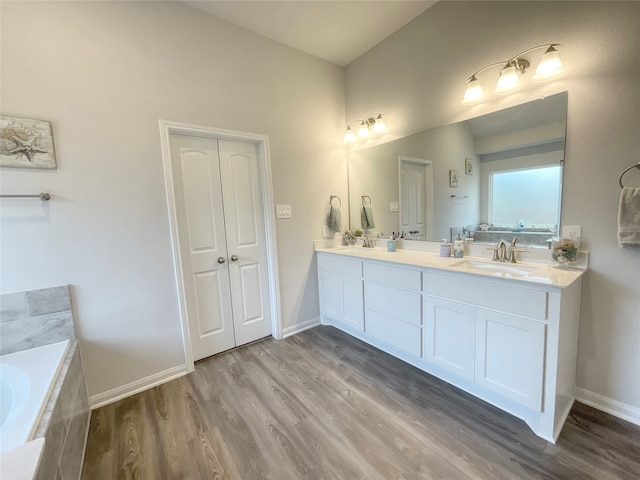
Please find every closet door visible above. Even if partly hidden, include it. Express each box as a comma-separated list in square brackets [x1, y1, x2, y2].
[170, 134, 235, 360]
[218, 140, 272, 345]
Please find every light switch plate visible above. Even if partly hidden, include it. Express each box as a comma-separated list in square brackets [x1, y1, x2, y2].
[561, 225, 581, 248]
[390, 201, 399, 212]
[276, 204, 292, 219]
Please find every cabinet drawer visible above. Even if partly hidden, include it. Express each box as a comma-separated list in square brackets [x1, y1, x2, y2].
[365, 262, 422, 291]
[318, 253, 363, 277]
[366, 282, 422, 326]
[366, 310, 422, 358]
[426, 272, 548, 320]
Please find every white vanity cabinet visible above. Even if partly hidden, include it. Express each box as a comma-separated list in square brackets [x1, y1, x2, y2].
[317, 253, 364, 332]
[424, 270, 581, 441]
[425, 272, 548, 411]
[316, 249, 583, 442]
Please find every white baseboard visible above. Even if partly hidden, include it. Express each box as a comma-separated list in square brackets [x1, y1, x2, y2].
[575, 387, 640, 427]
[281, 316, 320, 338]
[89, 364, 188, 410]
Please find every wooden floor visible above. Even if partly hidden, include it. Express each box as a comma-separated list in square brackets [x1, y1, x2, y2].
[81, 326, 640, 480]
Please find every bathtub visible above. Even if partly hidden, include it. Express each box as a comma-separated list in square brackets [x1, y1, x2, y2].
[0, 340, 70, 454]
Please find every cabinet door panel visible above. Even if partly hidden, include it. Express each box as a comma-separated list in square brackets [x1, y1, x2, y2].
[425, 298, 475, 380]
[318, 270, 364, 331]
[319, 272, 341, 321]
[341, 277, 364, 330]
[475, 309, 545, 411]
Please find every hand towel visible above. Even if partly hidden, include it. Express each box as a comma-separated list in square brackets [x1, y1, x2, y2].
[361, 205, 376, 229]
[327, 206, 342, 236]
[618, 187, 640, 247]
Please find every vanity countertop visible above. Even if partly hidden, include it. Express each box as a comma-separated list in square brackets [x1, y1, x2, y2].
[315, 246, 586, 288]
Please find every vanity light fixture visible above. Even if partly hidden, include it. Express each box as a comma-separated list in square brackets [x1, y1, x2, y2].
[344, 113, 386, 143]
[462, 44, 564, 104]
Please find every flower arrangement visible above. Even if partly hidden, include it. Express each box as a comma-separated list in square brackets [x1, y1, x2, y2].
[551, 238, 578, 264]
[343, 230, 356, 246]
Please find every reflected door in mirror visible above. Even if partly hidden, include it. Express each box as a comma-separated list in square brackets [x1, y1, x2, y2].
[399, 157, 433, 240]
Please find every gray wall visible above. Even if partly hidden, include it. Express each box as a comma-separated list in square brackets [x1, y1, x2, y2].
[0, 2, 347, 400]
[346, 1, 640, 413]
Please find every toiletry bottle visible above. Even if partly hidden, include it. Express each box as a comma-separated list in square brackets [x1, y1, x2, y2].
[454, 233, 464, 258]
[440, 239, 451, 257]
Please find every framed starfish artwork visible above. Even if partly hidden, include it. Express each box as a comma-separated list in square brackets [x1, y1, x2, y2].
[0, 116, 56, 169]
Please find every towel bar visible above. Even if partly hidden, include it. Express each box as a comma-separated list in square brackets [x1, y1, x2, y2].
[0, 192, 51, 201]
[619, 162, 640, 188]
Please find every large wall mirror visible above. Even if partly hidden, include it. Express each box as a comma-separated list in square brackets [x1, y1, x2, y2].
[348, 92, 568, 248]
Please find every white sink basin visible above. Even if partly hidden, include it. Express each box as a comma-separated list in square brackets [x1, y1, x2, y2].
[451, 260, 539, 277]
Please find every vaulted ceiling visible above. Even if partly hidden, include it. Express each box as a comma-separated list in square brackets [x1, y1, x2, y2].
[183, 1, 437, 66]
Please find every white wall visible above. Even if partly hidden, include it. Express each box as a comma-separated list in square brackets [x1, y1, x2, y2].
[0, 1, 346, 399]
[346, 1, 640, 415]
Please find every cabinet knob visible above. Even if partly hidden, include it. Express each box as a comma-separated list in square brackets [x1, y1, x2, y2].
[217, 256, 226, 264]
[230, 254, 238, 262]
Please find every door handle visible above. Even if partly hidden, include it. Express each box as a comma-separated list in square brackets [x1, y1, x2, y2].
[217, 256, 226, 264]
[230, 255, 238, 262]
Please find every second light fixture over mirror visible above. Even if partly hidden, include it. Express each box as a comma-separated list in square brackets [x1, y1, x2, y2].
[344, 113, 386, 143]
[462, 44, 564, 104]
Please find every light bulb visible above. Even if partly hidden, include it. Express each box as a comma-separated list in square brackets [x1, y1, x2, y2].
[462, 76, 484, 104]
[373, 114, 386, 133]
[532, 46, 564, 81]
[358, 121, 370, 138]
[494, 65, 520, 94]
[344, 127, 355, 143]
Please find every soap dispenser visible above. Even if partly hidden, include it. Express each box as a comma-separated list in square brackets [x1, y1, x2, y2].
[453, 233, 464, 258]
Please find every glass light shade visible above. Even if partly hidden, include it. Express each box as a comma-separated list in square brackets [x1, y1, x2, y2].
[358, 122, 370, 138]
[373, 115, 386, 133]
[532, 47, 564, 81]
[461, 77, 484, 104]
[344, 127, 355, 143]
[494, 65, 520, 94]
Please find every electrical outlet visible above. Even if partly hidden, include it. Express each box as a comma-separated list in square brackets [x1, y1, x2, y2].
[276, 204, 292, 219]
[562, 225, 581, 248]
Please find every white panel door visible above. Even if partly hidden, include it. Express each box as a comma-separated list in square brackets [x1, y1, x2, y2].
[170, 135, 235, 360]
[399, 158, 432, 240]
[218, 140, 272, 346]
[170, 135, 272, 360]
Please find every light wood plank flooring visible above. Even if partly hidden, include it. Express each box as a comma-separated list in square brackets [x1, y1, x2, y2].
[81, 326, 640, 479]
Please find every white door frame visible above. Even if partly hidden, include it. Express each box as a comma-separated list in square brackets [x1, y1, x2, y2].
[398, 156, 434, 240]
[159, 119, 282, 373]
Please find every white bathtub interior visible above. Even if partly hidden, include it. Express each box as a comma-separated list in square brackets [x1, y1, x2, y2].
[0, 340, 70, 454]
